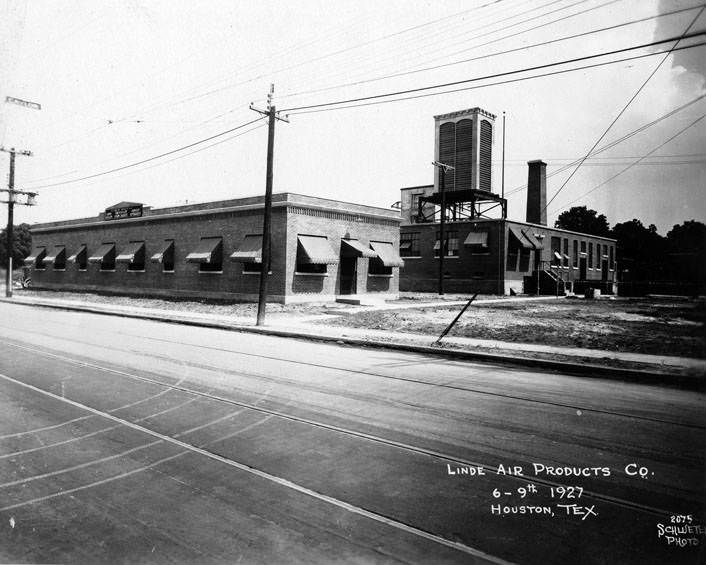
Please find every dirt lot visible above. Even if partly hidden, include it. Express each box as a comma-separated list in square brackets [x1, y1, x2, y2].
[6, 285, 705, 359]
[318, 297, 706, 359]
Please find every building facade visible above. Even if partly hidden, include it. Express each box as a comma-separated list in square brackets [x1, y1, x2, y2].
[25, 193, 403, 303]
[399, 108, 617, 295]
[399, 209, 617, 295]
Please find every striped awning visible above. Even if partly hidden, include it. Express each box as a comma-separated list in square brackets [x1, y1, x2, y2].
[68, 245, 87, 263]
[151, 240, 174, 263]
[522, 232, 544, 250]
[230, 235, 262, 263]
[44, 245, 66, 264]
[369, 241, 404, 267]
[297, 235, 338, 265]
[341, 239, 376, 258]
[463, 231, 488, 247]
[24, 247, 46, 266]
[88, 243, 116, 264]
[116, 242, 145, 263]
[508, 226, 532, 249]
[186, 238, 222, 264]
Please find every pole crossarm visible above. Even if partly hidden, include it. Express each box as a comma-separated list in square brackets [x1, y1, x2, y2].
[249, 104, 290, 123]
[1, 147, 33, 157]
[432, 161, 454, 172]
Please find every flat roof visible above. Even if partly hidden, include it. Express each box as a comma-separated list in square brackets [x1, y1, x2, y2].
[401, 218, 615, 242]
[30, 192, 401, 232]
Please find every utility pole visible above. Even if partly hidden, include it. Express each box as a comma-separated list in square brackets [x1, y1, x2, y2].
[1, 147, 35, 298]
[432, 161, 454, 296]
[250, 85, 288, 326]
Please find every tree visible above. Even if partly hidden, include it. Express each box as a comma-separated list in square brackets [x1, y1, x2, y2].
[611, 219, 667, 281]
[665, 220, 706, 288]
[666, 220, 706, 252]
[554, 206, 611, 237]
[0, 223, 33, 268]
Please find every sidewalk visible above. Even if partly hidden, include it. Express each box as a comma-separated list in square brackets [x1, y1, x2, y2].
[2, 294, 704, 388]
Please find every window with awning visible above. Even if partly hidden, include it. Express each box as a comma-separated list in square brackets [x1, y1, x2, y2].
[151, 240, 175, 272]
[117, 242, 146, 271]
[463, 231, 488, 248]
[509, 226, 533, 249]
[89, 243, 116, 271]
[296, 235, 337, 274]
[369, 241, 404, 267]
[341, 239, 376, 258]
[44, 245, 67, 270]
[24, 246, 47, 268]
[297, 235, 338, 264]
[187, 237, 223, 272]
[230, 235, 263, 263]
[68, 245, 87, 270]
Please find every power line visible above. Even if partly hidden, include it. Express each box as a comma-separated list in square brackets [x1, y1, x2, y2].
[28, 2, 508, 163]
[28, 116, 266, 190]
[281, 2, 702, 102]
[504, 93, 706, 196]
[281, 31, 706, 113]
[543, 5, 706, 210]
[47, 122, 268, 191]
[551, 113, 706, 213]
[125, 0, 507, 122]
[279, 0, 571, 101]
[284, 40, 706, 116]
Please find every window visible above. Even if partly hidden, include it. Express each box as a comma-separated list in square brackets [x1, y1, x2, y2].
[230, 234, 264, 273]
[117, 241, 146, 271]
[88, 243, 116, 271]
[151, 240, 175, 272]
[68, 245, 88, 270]
[186, 237, 223, 272]
[596, 244, 601, 268]
[464, 231, 489, 253]
[411, 193, 420, 215]
[588, 243, 593, 268]
[24, 246, 47, 270]
[563, 238, 569, 267]
[296, 235, 337, 274]
[368, 258, 392, 276]
[434, 230, 458, 257]
[45, 245, 66, 270]
[573, 241, 578, 267]
[550, 237, 561, 265]
[580, 240, 586, 254]
[368, 241, 403, 276]
[609, 246, 614, 270]
[400, 232, 420, 257]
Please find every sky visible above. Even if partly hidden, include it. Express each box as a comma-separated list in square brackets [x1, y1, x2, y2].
[0, 0, 704, 234]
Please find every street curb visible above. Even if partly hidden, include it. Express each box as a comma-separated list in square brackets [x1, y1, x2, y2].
[2, 298, 703, 391]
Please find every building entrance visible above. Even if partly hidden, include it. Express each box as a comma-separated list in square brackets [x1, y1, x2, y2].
[340, 256, 357, 294]
[579, 258, 587, 280]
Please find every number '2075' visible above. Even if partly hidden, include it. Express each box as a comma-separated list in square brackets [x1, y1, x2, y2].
[671, 515, 693, 524]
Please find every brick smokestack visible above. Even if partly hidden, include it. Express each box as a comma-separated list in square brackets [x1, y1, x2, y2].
[526, 160, 547, 225]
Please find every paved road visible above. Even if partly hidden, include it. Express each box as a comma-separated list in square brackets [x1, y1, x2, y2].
[0, 302, 703, 564]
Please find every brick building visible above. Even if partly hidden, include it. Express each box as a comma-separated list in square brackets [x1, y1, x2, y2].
[399, 108, 617, 295]
[25, 193, 402, 303]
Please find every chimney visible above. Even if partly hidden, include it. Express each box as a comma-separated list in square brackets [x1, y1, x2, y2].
[526, 160, 547, 225]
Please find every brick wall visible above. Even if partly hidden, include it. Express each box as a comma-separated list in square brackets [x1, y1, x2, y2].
[285, 207, 400, 301]
[29, 194, 401, 303]
[400, 220, 616, 295]
[30, 208, 289, 301]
